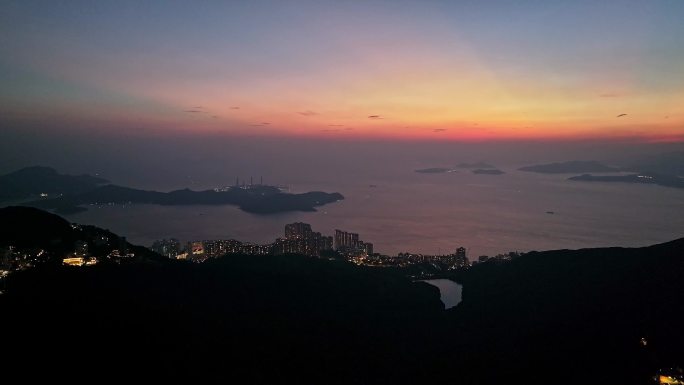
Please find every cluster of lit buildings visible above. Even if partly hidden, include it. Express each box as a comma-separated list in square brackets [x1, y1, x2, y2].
[152, 238, 272, 262]
[150, 222, 479, 274]
[60, 235, 136, 266]
[474, 252, 521, 265]
[273, 222, 333, 256]
[61, 240, 99, 267]
[0, 244, 100, 273]
[0, 231, 136, 279]
[393, 247, 468, 269]
[152, 222, 374, 262]
[1, 246, 51, 273]
[334, 229, 373, 257]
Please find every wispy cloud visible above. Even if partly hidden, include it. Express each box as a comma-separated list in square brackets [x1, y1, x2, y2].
[321, 127, 353, 132]
[433, 128, 447, 133]
[230, 106, 240, 110]
[368, 115, 383, 119]
[298, 110, 318, 116]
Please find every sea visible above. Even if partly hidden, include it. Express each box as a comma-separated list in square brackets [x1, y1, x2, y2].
[63, 164, 684, 258]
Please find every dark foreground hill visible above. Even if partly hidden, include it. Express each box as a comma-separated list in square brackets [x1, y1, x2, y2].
[442, 238, 684, 384]
[0, 206, 163, 262]
[1, 208, 683, 384]
[1, 255, 445, 383]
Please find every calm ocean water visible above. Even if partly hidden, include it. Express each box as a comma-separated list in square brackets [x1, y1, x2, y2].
[64, 166, 684, 258]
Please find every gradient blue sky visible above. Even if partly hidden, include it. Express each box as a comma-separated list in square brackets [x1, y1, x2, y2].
[1, 0, 683, 140]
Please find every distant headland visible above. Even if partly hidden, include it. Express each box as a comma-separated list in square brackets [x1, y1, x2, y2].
[0, 167, 344, 214]
[519, 160, 619, 174]
[569, 173, 684, 189]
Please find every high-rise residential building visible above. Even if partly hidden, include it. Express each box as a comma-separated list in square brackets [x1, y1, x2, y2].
[453, 247, 469, 268]
[335, 229, 355, 250]
[277, 223, 334, 256]
[285, 222, 313, 240]
[334, 229, 368, 256]
[455, 247, 466, 258]
[351, 233, 359, 248]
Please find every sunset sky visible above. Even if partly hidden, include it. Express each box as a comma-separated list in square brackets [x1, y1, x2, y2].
[1, 0, 683, 141]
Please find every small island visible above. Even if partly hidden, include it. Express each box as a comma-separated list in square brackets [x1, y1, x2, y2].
[472, 168, 505, 175]
[415, 162, 498, 174]
[519, 160, 619, 174]
[0, 167, 344, 214]
[415, 168, 456, 174]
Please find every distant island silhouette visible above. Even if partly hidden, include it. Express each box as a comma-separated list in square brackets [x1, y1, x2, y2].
[518, 153, 684, 190]
[415, 162, 499, 174]
[415, 167, 456, 174]
[0, 167, 343, 214]
[569, 173, 684, 189]
[519, 160, 619, 173]
[472, 168, 505, 175]
[624, 150, 684, 176]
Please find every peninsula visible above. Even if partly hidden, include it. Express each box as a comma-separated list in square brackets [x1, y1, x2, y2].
[0, 167, 343, 214]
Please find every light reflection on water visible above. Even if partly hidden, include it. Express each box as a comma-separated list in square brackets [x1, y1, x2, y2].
[421, 279, 463, 309]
